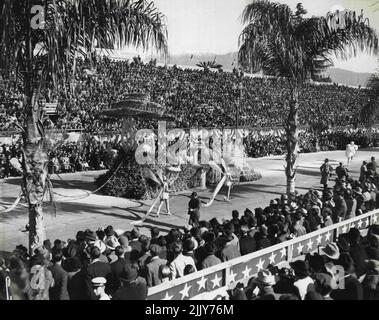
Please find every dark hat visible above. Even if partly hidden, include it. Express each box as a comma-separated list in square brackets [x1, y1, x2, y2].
[76, 231, 86, 242]
[131, 228, 140, 239]
[290, 260, 310, 277]
[337, 253, 355, 274]
[307, 254, 325, 273]
[313, 273, 333, 295]
[337, 237, 350, 253]
[86, 231, 97, 242]
[150, 244, 162, 256]
[120, 265, 138, 283]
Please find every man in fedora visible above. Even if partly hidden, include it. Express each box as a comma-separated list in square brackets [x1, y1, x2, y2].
[112, 265, 147, 300]
[320, 158, 333, 191]
[110, 246, 129, 292]
[145, 244, 167, 287]
[251, 270, 280, 300]
[91, 277, 110, 300]
[290, 260, 314, 300]
[85, 246, 112, 299]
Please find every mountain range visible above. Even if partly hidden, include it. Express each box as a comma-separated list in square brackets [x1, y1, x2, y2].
[151, 52, 372, 87]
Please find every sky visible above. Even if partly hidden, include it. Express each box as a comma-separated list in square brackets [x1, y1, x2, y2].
[129, 0, 379, 73]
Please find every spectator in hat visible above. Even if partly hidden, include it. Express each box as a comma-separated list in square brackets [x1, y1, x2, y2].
[169, 241, 197, 279]
[145, 244, 167, 287]
[150, 227, 160, 245]
[256, 225, 271, 250]
[320, 242, 341, 275]
[307, 273, 333, 300]
[292, 211, 307, 238]
[85, 246, 112, 300]
[362, 260, 379, 300]
[65, 257, 87, 300]
[49, 250, 69, 300]
[290, 260, 314, 300]
[112, 265, 147, 300]
[239, 224, 257, 255]
[137, 236, 152, 272]
[331, 253, 363, 300]
[227, 282, 247, 300]
[118, 236, 132, 261]
[273, 267, 299, 297]
[105, 237, 120, 264]
[184, 264, 196, 275]
[91, 277, 110, 300]
[367, 156, 377, 177]
[110, 246, 128, 292]
[220, 230, 241, 262]
[251, 270, 280, 300]
[348, 228, 368, 278]
[183, 238, 197, 265]
[200, 242, 222, 270]
[129, 228, 142, 257]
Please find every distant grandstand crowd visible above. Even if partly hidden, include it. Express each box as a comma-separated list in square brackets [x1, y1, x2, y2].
[0, 57, 378, 178]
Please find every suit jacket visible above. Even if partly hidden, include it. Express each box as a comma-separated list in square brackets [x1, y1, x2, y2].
[85, 260, 112, 299]
[239, 234, 257, 255]
[146, 257, 167, 287]
[67, 270, 87, 300]
[49, 263, 69, 300]
[112, 277, 148, 300]
[110, 258, 128, 291]
[350, 245, 368, 277]
[330, 275, 363, 300]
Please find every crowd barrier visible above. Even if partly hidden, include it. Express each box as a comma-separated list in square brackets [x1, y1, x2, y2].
[147, 209, 379, 300]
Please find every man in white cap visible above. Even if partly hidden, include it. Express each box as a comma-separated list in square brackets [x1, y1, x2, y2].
[91, 277, 110, 300]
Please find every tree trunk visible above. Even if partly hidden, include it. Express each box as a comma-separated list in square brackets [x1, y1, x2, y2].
[22, 3, 48, 255]
[285, 86, 299, 195]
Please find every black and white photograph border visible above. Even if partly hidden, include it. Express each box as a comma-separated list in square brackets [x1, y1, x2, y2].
[0, 0, 379, 303]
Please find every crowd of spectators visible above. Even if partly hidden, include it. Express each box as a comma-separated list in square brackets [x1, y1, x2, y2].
[0, 155, 378, 300]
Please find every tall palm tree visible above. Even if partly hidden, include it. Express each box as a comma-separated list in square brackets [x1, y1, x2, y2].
[239, 0, 378, 194]
[0, 0, 167, 254]
[361, 73, 379, 126]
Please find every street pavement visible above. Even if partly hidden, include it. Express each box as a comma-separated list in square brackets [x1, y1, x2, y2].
[1, 148, 378, 253]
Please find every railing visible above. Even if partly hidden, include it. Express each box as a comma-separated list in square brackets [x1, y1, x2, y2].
[147, 209, 379, 300]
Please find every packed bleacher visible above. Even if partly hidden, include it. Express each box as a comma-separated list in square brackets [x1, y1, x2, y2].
[0, 155, 378, 300]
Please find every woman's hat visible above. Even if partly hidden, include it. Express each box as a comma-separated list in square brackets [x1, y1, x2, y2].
[320, 242, 340, 260]
[253, 270, 276, 287]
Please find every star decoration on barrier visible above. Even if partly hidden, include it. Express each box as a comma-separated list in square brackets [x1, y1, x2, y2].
[341, 225, 348, 234]
[197, 276, 207, 291]
[229, 270, 237, 283]
[297, 243, 304, 254]
[269, 252, 277, 264]
[162, 292, 173, 300]
[363, 219, 369, 227]
[316, 234, 322, 245]
[242, 265, 252, 279]
[179, 283, 191, 300]
[356, 220, 363, 228]
[307, 239, 314, 251]
[211, 274, 222, 289]
[373, 215, 377, 223]
[256, 258, 265, 272]
[325, 231, 331, 241]
[280, 248, 286, 258]
[350, 223, 356, 229]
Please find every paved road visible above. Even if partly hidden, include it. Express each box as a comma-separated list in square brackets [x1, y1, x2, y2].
[1, 149, 378, 252]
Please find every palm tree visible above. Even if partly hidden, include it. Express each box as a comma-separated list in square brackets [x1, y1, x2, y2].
[0, 0, 167, 254]
[196, 60, 223, 71]
[361, 73, 379, 126]
[239, 0, 378, 194]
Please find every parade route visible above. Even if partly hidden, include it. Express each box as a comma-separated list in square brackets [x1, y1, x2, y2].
[0, 148, 377, 253]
